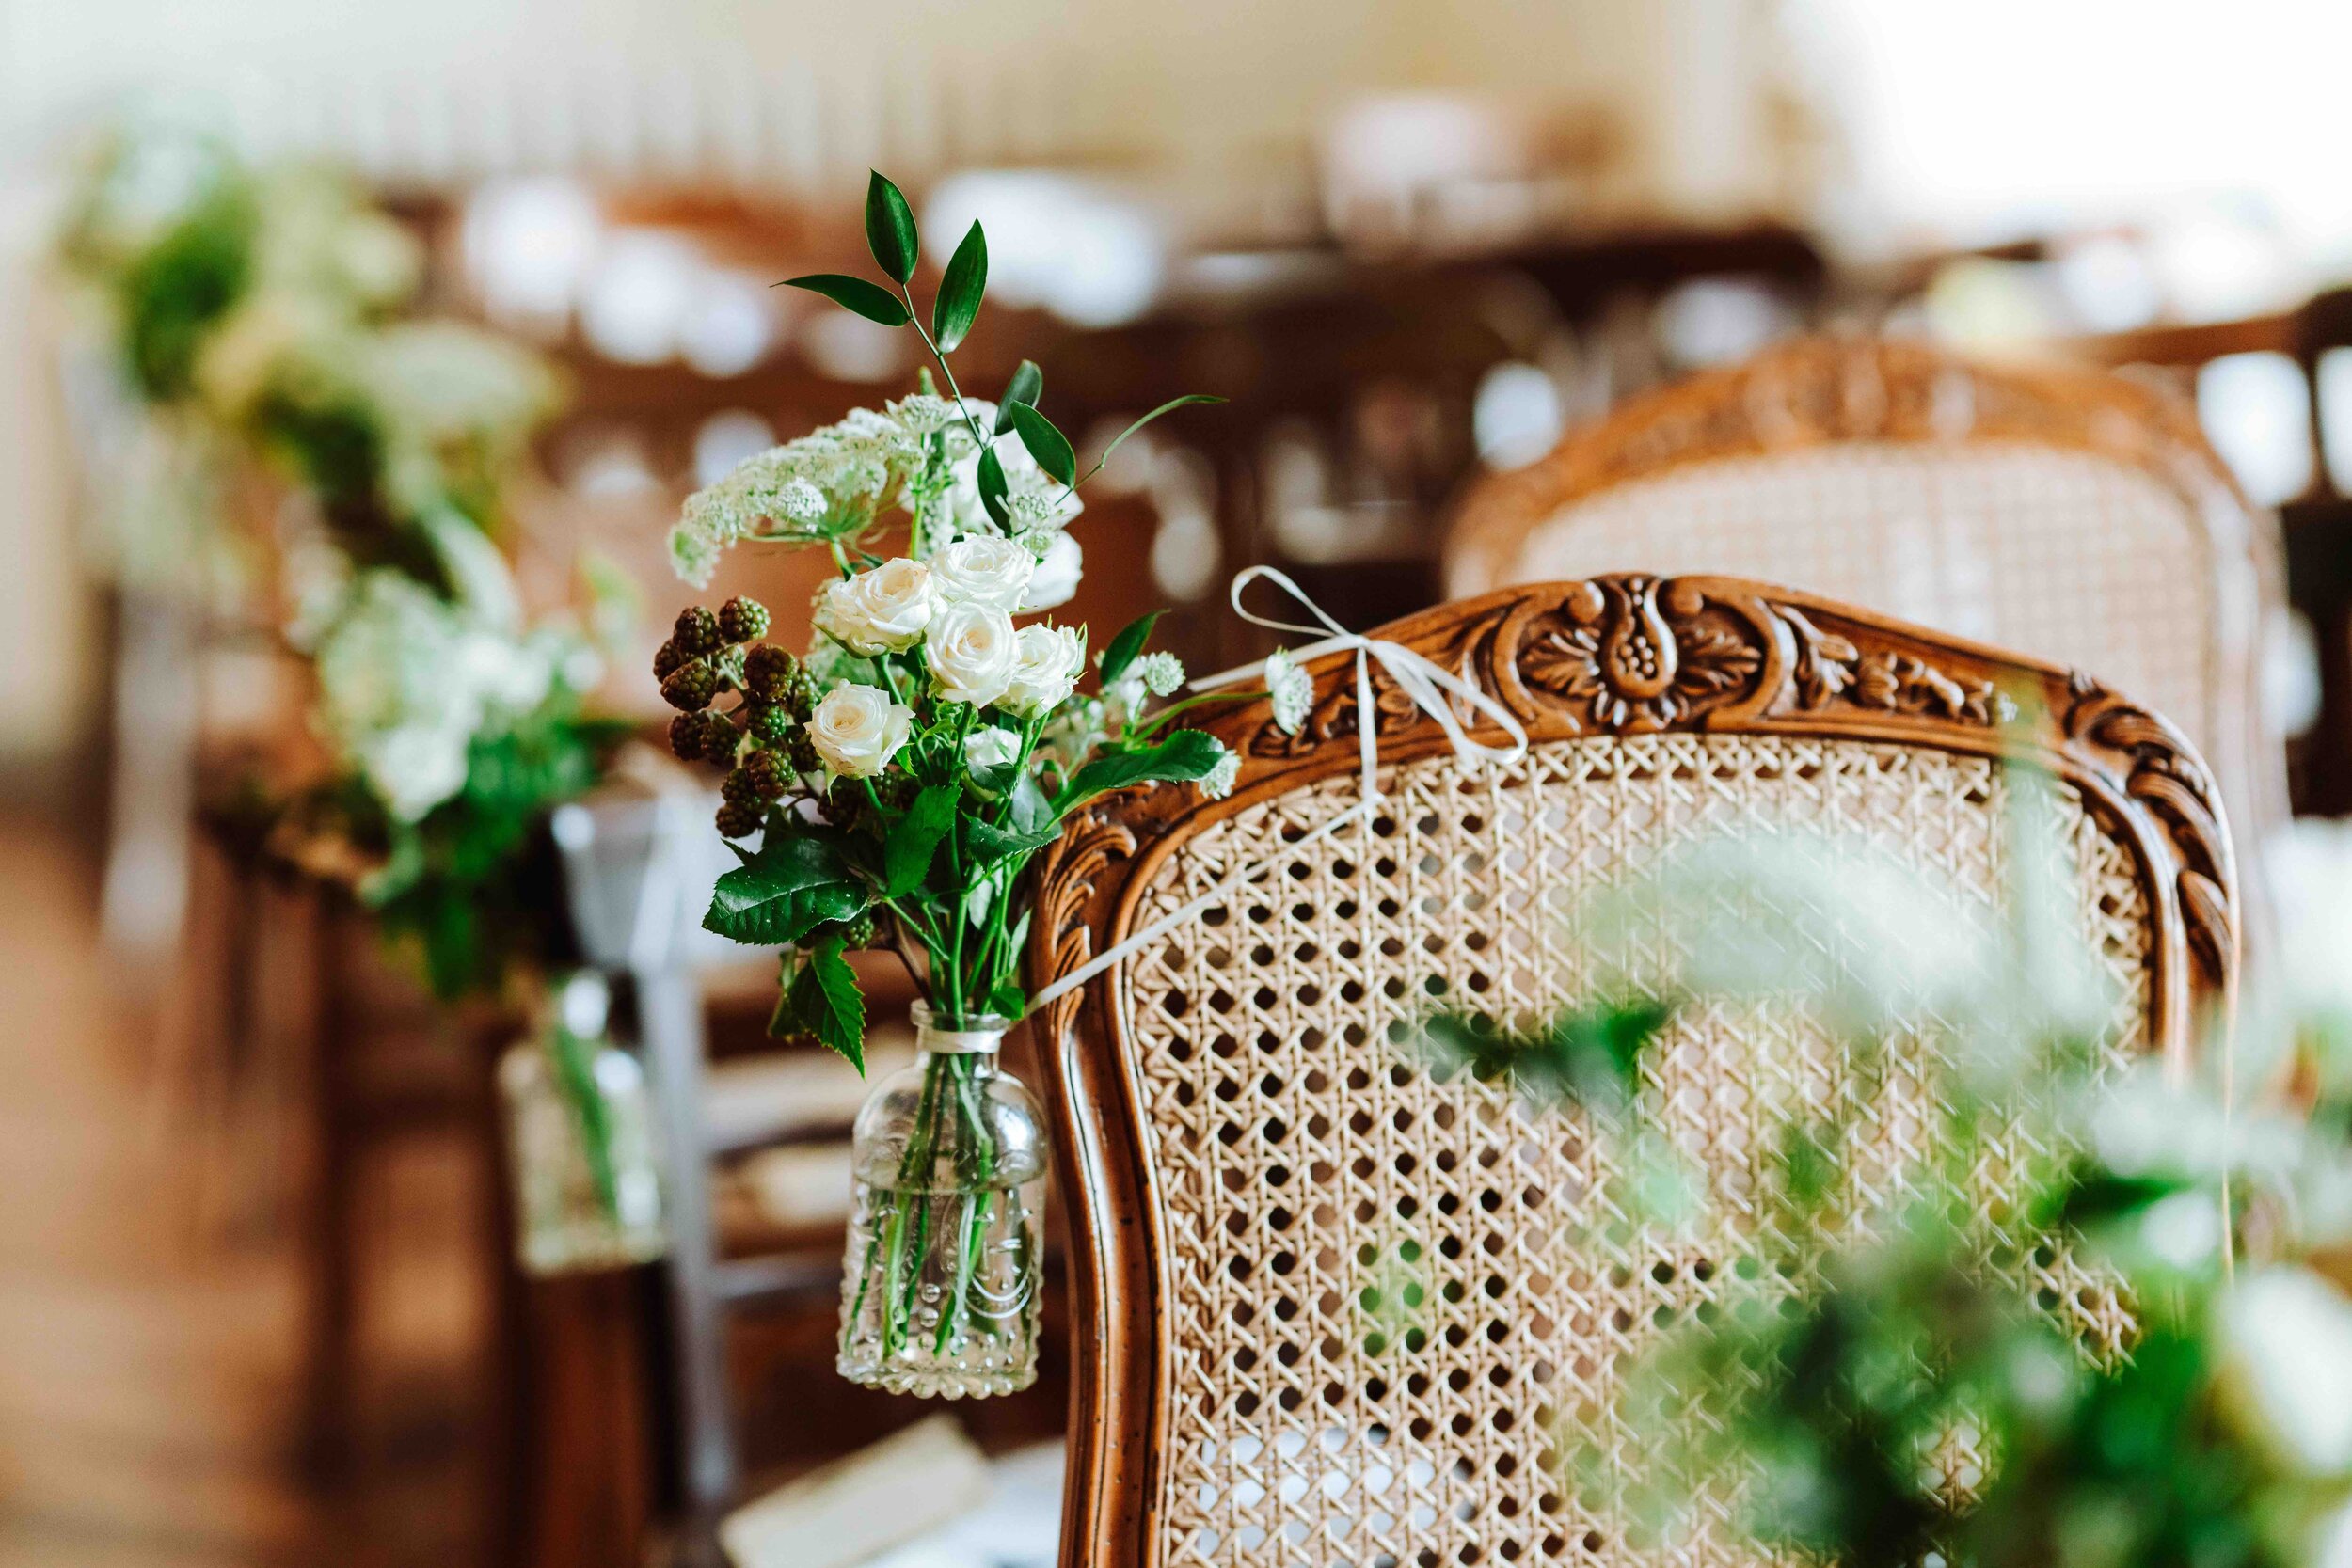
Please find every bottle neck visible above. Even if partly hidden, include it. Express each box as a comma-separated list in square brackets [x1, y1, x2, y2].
[910, 1001, 1010, 1059]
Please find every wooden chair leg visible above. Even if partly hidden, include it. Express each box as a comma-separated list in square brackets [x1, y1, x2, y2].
[633, 963, 735, 1567]
[296, 893, 358, 1486]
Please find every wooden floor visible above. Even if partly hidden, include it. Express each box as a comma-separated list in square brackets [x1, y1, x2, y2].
[0, 810, 480, 1568]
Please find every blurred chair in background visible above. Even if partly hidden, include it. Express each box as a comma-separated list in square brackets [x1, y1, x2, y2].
[1443, 336, 2290, 912]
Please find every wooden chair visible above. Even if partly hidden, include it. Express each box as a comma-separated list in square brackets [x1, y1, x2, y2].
[1026, 575, 2235, 1568]
[1441, 337, 2289, 881]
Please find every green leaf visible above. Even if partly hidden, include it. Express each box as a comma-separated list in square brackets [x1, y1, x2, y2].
[1006, 402, 1077, 488]
[977, 445, 1012, 529]
[995, 361, 1043, 434]
[708, 832, 848, 921]
[785, 931, 867, 1071]
[966, 816, 1061, 862]
[864, 170, 918, 285]
[883, 784, 958, 895]
[986, 977, 1027, 1020]
[1093, 394, 1225, 475]
[779, 274, 910, 326]
[1058, 728, 1226, 811]
[707, 879, 868, 947]
[931, 221, 986, 352]
[1009, 775, 1055, 838]
[1099, 610, 1165, 686]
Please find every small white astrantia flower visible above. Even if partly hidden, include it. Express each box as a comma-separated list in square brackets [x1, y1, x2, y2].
[1199, 746, 1241, 800]
[1265, 647, 1313, 735]
[930, 535, 1036, 610]
[885, 393, 961, 435]
[1132, 651, 1185, 698]
[807, 684, 914, 779]
[963, 726, 1023, 770]
[926, 602, 1021, 707]
[815, 558, 934, 655]
[1002, 624, 1086, 718]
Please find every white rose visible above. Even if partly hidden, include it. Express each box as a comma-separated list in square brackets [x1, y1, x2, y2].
[925, 602, 1020, 707]
[1002, 624, 1086, 718]
[815, 558, 934, 655]
[365, 723, 471, 822]
[807, 684, 914, 779]
[1021, 531, 1083, 611]
[931, 536, 1035, 610]
[963, 726, 1023, 770]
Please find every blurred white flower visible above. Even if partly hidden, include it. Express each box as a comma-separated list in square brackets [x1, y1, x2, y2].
[2217, 1267, 2352, 1476]
[1020, 531, 1083, 611]
[926, 602, 1020, 707]
[964, 726, 1023, 769]
[816, 558, 934, 655]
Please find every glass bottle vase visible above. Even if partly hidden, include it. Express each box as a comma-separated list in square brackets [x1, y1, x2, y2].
[498, 973, 667, 1276]
[837, 1002, 1047, 1398]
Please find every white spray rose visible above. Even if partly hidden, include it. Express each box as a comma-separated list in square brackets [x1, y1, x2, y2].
[807, 684, 914, 779]
[925, 603, 1020, 707]
[931, 536, 1035, 610]
[963, 726, 1023, 770]
[1021, 531, 1083, 611]
[815, 558, 934, 655]
[1001, 624, 1087, 717]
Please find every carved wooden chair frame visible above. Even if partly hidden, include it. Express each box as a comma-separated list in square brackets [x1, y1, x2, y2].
[1440, 335, 2289, 854]
[1027, 574, 2237, 1568]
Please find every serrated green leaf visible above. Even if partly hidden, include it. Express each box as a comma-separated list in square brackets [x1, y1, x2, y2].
[708, 832, 848, 921]
[706, 878, 868, 947]
[864, 170, 918, 285]
[1091, 394, 1225, 475]
[966, 816, 1061, 862]
[977, 444, 1012, 528]
[787, 930, 867, 1070]
[995, 361, 1043, 434]
[1006, 402, 1077, 488]
[931, 221, 986, 352]
[883, 784, 958, 895]
[1099, 610, 1164, 686]
[1058, 729, 1226, 811]
[779, 273, 910, 326]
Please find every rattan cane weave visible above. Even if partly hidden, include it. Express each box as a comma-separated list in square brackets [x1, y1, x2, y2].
[1032, 577, 2236, 1568]
[1441, 338, 2286, 869]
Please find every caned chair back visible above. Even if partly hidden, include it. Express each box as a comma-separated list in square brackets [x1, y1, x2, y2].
[1442, 337, 2287, 864]
[1030, 577, 2235, 1568]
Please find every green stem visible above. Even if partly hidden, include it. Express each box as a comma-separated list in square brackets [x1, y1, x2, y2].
[1127, 689, 1258, 740]
[899, 285, 993, 451]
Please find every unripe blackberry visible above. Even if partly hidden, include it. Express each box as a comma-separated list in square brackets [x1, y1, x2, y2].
[720, 766, 761, 804]
[745, 644, 796, 701]
[718, 595, 771, 644]
[668, 712, 709, 761]
[785, 727, 820, 772]
[839, 912, 877, 949]
[743, 701, 792, 745]
[713, 799, 762, 839]
[652, 638, 690, 680]
[872, 772, 918, 812]
[739, 748, 789, 800]
[674, 605, 723, 657]
[660, 659, 718, 712]
[696, 710, 741, 765]
[783, 667, 821, 721]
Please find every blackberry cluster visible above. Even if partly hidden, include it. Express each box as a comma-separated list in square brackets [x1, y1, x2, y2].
[652, 595, 826, 841]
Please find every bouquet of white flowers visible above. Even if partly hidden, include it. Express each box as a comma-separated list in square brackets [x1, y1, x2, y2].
[655, 172, 1263, 1395]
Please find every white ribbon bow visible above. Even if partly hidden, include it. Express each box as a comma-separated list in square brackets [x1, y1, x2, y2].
[1026, 567, 1528, 1015]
